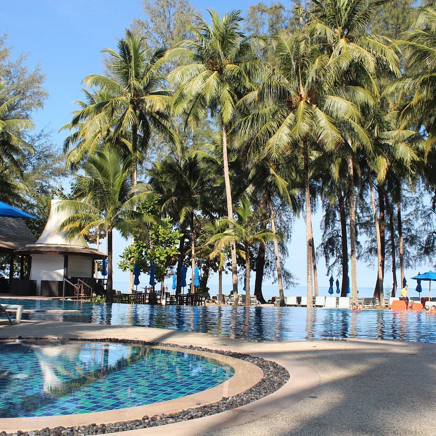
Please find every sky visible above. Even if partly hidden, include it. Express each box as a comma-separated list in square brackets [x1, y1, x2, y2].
[1, 0, 431, 296]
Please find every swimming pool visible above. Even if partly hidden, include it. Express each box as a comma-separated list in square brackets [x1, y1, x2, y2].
[0, 340, 234, 418]
[2, 298, 436, 343]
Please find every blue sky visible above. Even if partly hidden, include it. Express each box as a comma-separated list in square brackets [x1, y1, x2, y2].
[1, 0, 428, 295]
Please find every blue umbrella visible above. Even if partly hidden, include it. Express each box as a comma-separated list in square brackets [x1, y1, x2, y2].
[335, 279, 340, 294]
[149, 264, 155, 287]
[133, 263, 140, 287]
[416, 279, 422, 295]
[0, 201, 36, 219]
[172, 274, 177, 290]
[101, 259, 108, 276]
[412, 271, 436, 300]
[180, 265, 187, 290]
[328, 276, 334, 295]
[347, 276, 351, 294]
[403, 277, 407, 287]
[194, 266, 200, 287]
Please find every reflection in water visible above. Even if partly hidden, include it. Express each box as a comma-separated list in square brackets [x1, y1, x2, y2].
[0, 341, 233, 419]
[4, 297, 436, 343]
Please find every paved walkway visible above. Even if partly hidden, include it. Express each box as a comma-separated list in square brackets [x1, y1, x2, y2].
[1, 320, 435, 435]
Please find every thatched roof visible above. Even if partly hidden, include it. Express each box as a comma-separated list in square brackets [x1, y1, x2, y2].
[0, 217, 37, 253]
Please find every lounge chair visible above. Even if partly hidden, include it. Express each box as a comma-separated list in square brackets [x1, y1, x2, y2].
[285, 296, 298, 306]
[0, 304, 23, 324]
[324, 297, 337, 308]
[299, 296, 308, 306]
[314, 296, 326, 307]
[338, 297, 351, 309]
[250, 296, 260, 306]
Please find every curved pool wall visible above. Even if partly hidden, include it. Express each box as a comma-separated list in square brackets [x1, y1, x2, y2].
[2, 298, 436, 343]
[0, 340, 234, 419]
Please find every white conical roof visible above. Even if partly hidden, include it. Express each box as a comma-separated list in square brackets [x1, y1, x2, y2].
[36, 199, 88, 247]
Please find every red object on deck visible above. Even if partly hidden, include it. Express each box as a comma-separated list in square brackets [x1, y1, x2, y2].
[391, 300, 407, 310]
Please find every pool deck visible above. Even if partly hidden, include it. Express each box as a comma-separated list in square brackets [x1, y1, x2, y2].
[1, 319, 436, 435]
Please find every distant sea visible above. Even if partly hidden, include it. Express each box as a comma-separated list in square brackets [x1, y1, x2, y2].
[113, 281, 400, 301]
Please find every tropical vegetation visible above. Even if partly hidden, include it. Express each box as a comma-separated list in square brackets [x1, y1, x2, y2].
[3, 0, 436, 308]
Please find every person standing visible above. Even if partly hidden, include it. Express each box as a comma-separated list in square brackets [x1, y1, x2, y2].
[400, 284, 409, 308]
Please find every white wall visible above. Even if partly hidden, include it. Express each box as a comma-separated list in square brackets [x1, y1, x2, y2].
[30, 254, 64, 295]
[68, 256, 93, 278]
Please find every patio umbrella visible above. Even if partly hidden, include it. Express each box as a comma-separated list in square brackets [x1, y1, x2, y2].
[328, 276, 334, 294]
[336, 279, 340, 294]
[172, 274, 177, 291]
[403, 277, 407, 287]
[180, 265, 187, 292]
[133, 263, 140, 288]
[194, 266, 200, 288]
[0, 201, 36, 219]
[411, 271, 436, 300]
[149, 264, 156, 288]
[101, 259, 108, 276]
[416, 279, 422, 296]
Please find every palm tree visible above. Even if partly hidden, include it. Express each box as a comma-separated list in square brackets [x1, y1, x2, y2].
[208, 197, 275, 306]
[64, 29, 176, 177]
[167, 9, 256, 304]
[395, 7, 436, 157]
[308, 0, 401, 304]
[58, 148, 152, 303]
[237, 30, 359, 309]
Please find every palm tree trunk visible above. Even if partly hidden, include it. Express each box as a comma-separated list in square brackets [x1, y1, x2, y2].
[369, 173, 384, 307]
[386, 195, 397, 297]
[268, 198, 285, 306]
[218, 267, 223, 305]
[311, 226, 319, 297]
[339, 192, 349, 297]
[222, 123, 238, 306]
[304, 144, 313, 309]
[348, 155, 358, 305]
[245, 242, 250, 307]
[191, 212, 195, 294]
[398, 201, 404, 291]
[106, 228, 113, 304]
[254, 198, 267, 304]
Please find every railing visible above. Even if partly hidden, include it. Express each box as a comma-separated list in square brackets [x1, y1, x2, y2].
[62, 279, 80, 300]
[77, 279, 93, 300]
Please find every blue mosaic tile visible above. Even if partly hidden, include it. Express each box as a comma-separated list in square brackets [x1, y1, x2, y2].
[0, 341, 234, 418]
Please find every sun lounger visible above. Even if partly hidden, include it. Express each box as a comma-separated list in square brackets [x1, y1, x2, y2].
[338, 297, 351, 309]
[0, 304, 23, 324]
[285, 296, 298, 306]
[299, 296, 308, 306]
[324, 297, 337, 308]
[425, 301, 436, 309]
[314, 296, 326, 307]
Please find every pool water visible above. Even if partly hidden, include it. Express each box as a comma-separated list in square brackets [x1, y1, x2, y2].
[0, 341, 234, 418]
[2, 298, 436, 343]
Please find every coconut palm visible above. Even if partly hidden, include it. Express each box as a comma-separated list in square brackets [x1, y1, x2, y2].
[58, 148, 153, 302]
[64, 29, 176, 180]
[308, 0, 401, 304]
[166, 9, 257, 304]
[209, 198, 275, 306]
[395, 7, 436, 156]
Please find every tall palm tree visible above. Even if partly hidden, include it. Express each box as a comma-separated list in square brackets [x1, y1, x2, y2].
[209, 197, 275, 306]
[308, 0, 401, 304]
[238, 30, 360, 309]
[167, 9, 256, 304]
[395, 7, 436, 156]
[64, 29, 176, 177]
[59, 148, 152, 303]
